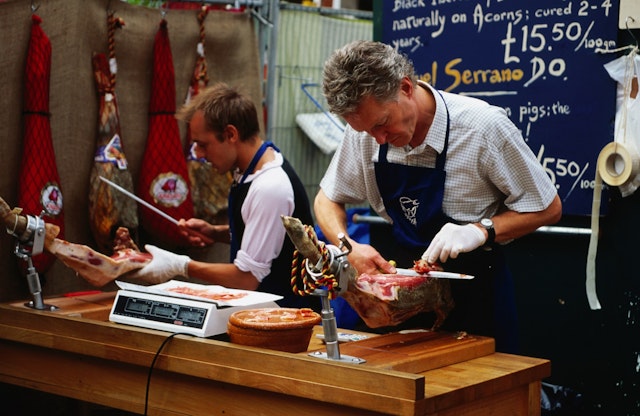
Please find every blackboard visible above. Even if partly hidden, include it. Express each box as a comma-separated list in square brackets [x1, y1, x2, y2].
[380, 0, 620, 216]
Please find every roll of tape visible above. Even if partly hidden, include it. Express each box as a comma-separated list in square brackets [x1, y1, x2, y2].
[596, 141, 640, 186]
[586, 141, 640, 310]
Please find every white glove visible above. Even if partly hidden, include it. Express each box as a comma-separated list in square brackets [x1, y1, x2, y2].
[133, 244, 191, 284]
[422, 223, 486, 264]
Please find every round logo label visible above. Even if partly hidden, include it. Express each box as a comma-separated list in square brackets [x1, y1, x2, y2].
[150, 172, 189, 208]
[41, 183, 64, 216]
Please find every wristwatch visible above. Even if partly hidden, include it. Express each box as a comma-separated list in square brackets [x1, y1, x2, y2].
[480, 218, 495, 245]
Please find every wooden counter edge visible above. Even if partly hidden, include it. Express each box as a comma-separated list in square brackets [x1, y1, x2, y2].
[0, 302, 423, 415]
[0, 296, 552, 416]
[421, 352, 551, 414]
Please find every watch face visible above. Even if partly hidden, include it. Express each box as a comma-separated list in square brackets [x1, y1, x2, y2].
[481, 218, 493, 228]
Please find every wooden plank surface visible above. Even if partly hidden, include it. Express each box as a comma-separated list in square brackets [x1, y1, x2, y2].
[313, 330, 495, 373]
[0, 292, 551, 416]
[0, 298, 426, 415]
[0, 340, 395, 416]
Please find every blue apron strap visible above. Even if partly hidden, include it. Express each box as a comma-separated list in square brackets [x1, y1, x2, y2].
[435, 90, 449, 170]
[238, 141, 279, 185]
[228, 141, 280, 259]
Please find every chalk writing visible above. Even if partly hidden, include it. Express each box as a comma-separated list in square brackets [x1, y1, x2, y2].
[382, 0, 618, 215]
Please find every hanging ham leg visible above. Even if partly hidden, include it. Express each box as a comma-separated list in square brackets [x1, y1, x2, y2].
[185, 6, 232, 225]
[138, 19, 194, 247]
[18, 14, 65, 274]
[88, 12, 138, 254]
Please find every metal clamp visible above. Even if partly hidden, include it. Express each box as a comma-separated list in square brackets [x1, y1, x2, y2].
[12, 212, 57, 312]
[307, 233, 364, 364]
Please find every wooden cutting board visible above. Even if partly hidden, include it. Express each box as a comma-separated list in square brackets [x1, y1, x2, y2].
[310, 329, 495, 373]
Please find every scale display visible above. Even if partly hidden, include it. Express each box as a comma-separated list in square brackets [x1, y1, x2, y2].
[110, 290, 220, 337]
[109, 289, 281, 338]
[116, 296, 208, 327]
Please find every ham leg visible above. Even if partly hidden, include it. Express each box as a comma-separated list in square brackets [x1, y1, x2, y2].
[281, 216, 454, 329]
[138, 19, 194, 247]
[89, 12, 138, 253]
[18, 14, 65, 274]
[185, 6, 232, 225]
[1, 196, 149, 287]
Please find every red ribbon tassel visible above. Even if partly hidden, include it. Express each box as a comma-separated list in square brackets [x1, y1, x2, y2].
[18, 14, 65, 273]
[139, 20, 194, 247]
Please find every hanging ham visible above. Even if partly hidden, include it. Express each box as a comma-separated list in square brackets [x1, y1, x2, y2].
[18, 14, 65, 274]
[138, 19, 193, 247]
[138, 19, 194, 247]
[184, 6, 232, 225]
[88, 11, 138, 254]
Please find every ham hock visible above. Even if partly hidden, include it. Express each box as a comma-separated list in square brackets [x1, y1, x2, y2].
[1, 196, 150, 287]
[281, 216, 454, 329]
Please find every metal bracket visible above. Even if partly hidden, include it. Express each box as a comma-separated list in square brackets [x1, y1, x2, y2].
[306, 235, 364, 364]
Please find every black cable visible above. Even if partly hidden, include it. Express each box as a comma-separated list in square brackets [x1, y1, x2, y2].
[144, 332, 195, 416]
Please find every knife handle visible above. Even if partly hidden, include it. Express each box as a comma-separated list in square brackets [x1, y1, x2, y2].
[180, 225, 215, 246]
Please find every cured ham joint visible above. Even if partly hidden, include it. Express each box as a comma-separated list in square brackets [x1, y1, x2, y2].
[1, 195, 150, 287]
[281, 215, 455, 330]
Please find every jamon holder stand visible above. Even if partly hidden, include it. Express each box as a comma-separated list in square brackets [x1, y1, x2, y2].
[305, 233, 365, 364]
[11, 211, 57, 311]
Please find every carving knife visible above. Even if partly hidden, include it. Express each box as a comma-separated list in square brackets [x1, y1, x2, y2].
[98, 176, 214, 245]
[395, 268, 474, 280]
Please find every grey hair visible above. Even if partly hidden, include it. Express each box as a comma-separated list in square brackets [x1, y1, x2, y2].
[322, 40, 417, 117]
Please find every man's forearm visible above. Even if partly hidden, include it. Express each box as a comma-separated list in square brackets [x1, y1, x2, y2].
[314, 189, 349, 245]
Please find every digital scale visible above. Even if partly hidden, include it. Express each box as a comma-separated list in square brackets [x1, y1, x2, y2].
[109, 281, 281, 338]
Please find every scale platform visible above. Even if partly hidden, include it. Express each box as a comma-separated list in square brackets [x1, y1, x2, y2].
[109, 281, 281, 338]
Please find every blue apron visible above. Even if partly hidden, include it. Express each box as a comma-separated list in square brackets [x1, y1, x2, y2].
[372, 91, 518, 353]
[228, 141, 276, 260]
[227, 141, 320, 312]
[374, 91, 452, 257]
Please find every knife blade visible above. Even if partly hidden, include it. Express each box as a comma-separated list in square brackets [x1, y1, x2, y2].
[98, 176, 214, 245]
[99, 176, 180, 225]
[395, 268, 474, 280]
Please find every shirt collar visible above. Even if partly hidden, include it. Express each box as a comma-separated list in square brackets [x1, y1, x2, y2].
[417, 80, 448, 154]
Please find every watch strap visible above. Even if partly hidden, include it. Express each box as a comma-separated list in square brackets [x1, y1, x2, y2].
[481, 218, 495, 245]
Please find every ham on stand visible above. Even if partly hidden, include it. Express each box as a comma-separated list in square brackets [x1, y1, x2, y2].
[282, 216, 454, 330]
[2, 196, 150, 288]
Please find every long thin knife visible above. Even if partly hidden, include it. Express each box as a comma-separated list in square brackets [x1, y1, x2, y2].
[98, 176, 214, 245]
[99, 176, 180, 225]
[395, 268, 474, 280]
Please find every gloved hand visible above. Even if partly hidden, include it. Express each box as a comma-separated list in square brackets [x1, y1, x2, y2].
[422, 223, 486, 264]
[133, 245, 191, 284]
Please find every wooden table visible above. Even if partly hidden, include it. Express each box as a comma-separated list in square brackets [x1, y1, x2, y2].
[0, 292, 550, 415]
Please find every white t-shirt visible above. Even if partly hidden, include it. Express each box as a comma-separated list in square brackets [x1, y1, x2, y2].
[232, 152, 295, 281]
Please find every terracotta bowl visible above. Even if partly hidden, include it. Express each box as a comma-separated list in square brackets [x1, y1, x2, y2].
[227, 308, 321, 353]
